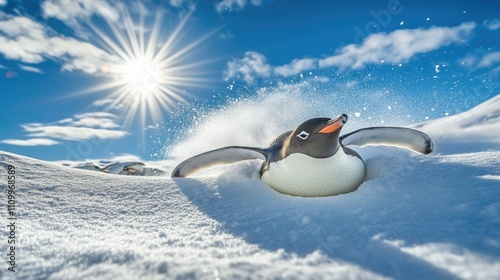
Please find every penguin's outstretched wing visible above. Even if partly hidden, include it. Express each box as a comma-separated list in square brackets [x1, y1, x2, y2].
[340, 127, 434, 154]
[171, 146, 269, 178]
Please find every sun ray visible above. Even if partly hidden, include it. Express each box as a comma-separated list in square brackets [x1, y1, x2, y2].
[121, 6, 142, 60]
[156, 29, 218, 69]
[152, 11, 192, 65]
[145, 13, 162, 60]
[77, 5, 215, 140]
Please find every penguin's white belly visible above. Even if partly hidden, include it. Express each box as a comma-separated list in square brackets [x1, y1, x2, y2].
[261, 149, 366, 197]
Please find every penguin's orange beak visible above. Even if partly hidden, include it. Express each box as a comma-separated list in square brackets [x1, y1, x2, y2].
[318, 114, 348, 134]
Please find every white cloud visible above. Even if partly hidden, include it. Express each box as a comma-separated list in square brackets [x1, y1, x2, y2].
[68, 112, 119, 129]
[19, 64, 43, 74]
[92, 99, 124, 110]
[484, 19, 500, 31]
[170, 0, 194, 8]
[224, 53, 316, 82]
[4, 112, 128, 143]
[461, 51, 500, 70]
[319, 22, 476, 69]
[41, 0, 122, 39]
[215, 0, 264, 13]
[53, 112, 120, 129]
[22, 125, 128, 141]
[92, 99, 113, 107]
[1, 138, 61, 146]
[41, 0, 119, 25]
[477, 51, 500, 68]
[72, 118, 118, 129]
[0, 12, 119, 74]
[0, 13, 49, 63]
[0, 64, 6, 69]
[274, 58, 316, 77]
[146, 124, 159, 130]
[224, 22, 476, 82]
[0, 0, 6, 6]
[74, 112, 117, 119]
[224, 51, 272, 82]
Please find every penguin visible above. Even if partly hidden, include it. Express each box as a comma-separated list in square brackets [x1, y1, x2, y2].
[103, 162, 145, 175]
[71, 162, 106, 172]
[171, 114, 433, 197]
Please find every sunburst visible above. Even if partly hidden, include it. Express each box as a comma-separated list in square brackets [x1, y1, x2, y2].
[83, 5, 214, 133]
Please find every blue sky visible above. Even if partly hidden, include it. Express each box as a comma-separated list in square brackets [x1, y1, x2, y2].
[0, 0, 499, 161]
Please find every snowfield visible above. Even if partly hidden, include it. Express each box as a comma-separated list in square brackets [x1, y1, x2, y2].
[1, 94, 499, 279]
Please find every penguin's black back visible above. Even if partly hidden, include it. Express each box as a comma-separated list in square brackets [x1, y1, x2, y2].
[267, 131, 291, 161]
[259, 131, 292, 175]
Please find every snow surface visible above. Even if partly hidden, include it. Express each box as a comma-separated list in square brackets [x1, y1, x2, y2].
[1, 93, 500, 279]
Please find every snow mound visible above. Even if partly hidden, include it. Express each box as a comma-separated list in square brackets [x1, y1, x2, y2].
[416, 94, 500, 143]
[1, 95, 500, 279]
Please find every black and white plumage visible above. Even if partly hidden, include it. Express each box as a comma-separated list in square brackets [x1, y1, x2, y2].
[172, 114, 433, 197]
[104, 162, 145, 175]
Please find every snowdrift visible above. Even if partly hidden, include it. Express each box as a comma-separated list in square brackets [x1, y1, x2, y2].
[0, 94, 499, 279]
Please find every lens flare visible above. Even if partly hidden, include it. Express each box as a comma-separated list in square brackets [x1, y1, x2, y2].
[81, 5, 214, 134]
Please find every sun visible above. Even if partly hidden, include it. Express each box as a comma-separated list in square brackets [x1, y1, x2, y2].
[122, 57, 160, 93]
[82, 5, 214, 134]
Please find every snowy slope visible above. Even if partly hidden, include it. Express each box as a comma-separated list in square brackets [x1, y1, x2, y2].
[415, 94, 500, 150]
[1, 94, 500, 279]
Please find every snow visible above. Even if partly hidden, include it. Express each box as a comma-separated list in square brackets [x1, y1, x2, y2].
[1, 94, 499, 279]
[415, 94, 500, 143]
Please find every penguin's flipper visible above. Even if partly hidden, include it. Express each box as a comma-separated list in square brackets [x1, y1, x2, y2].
[340, 127, 434, 154]
[171, 146, 268, 178]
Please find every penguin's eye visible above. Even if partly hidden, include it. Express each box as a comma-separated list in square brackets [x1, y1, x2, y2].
[296, 130, 310, 140]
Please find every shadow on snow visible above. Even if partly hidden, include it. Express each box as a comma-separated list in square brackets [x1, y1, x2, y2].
[173, 150, 500, 279]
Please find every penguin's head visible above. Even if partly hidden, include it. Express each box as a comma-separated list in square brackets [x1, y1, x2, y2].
[283, 114, 348, 159]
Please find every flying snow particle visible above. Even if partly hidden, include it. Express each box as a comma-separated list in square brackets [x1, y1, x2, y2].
[354, 112, 361, 118]
[435, 65, 440, 73]
[400, 21, 404, 26]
